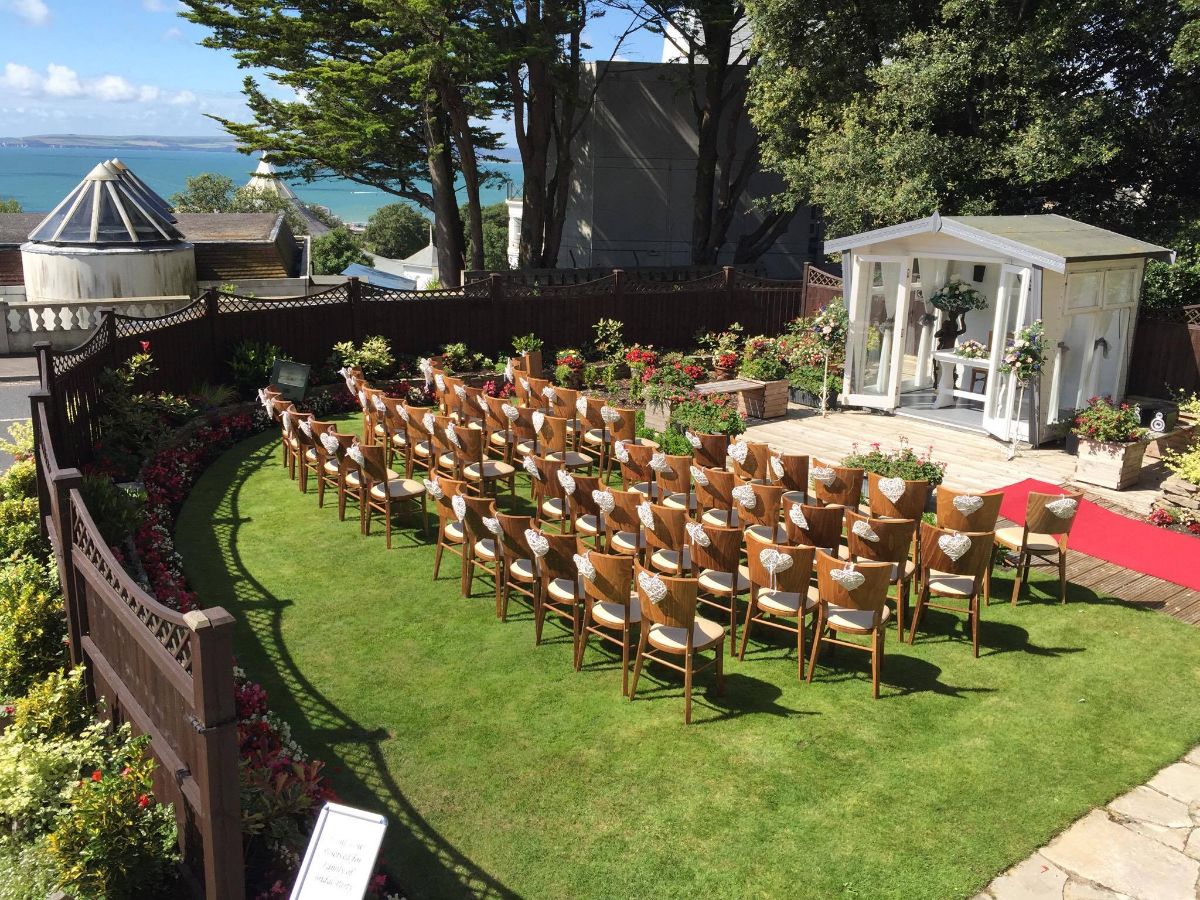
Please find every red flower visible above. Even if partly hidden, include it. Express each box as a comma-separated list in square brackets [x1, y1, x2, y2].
[140, 341, 151, 353]
[137, 794, 150, 808]
[91, 770, 103, 782]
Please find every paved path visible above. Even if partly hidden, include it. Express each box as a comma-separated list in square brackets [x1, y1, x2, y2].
[0, 366, 37, 470]
[980, 747, 1200, 899]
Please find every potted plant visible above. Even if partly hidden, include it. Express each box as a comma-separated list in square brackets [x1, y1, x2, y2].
[696, 323, 743, 379]
[668, 392, 747, 439]
[1071, 396, 1149, 490]
[928, 278, 988, 319]
[554, 348, 586, 389]
[738, 336, 789, 418]
[511, 333, 544, 378]
[713, 351, 739, 381]
[952, 339, 989, 360]
[641, 355, 706, 430]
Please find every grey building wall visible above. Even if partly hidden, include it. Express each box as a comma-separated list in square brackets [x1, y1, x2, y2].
[557, 61, 820, 277]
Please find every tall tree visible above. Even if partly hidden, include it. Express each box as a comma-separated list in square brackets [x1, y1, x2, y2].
[747, 0, 1200, 244]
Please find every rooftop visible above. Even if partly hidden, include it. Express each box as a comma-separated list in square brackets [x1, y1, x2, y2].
[28, 161, 184, 246]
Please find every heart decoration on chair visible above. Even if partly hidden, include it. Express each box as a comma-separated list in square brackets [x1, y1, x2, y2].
[420, 358, 433, 384]
[938, 531, 973, 562]
[258, 389, 272, 415]
[731, 484, 757, 510]
[685, 430, 702, 449]
[830, 564, 865, 591]
[851, 520, 881, 543]
[636, 502, 655, 530]
[574, 552, 597, 582]
[435, 373, 447, 393]
[770, 455, 786, 480]
[953, 494, 984, 516]
[525, 528, 549, 559]
[504, 360, 514, 383]
[346, 442, 365, 467]
[575, 396, 588, 417]
[613, 441, 630, 464]
[501, 403, 519, 421]
[1046, 496, 1078, 519]
[373, 395, 388, 414]
[282, 410, 292, 435]
[649, 452, 670, 473]
[556, 469, 576, 495]
[637, 570, 668, 605]
[690, 465, 709, 486]
[451, 495, 467, 522]
[592, 489, 614, 516]
[600, 405, 620, 425]
[475, 393, 489, 411]
[878, 477, 906, 504]
[519, 376, 531, 393]
[319, 432, 340, 455]
[398, 405, 410, 422]
[788, 503, 808, 530]
[727, 441, 749, 465]
[685, 521, 710, 547]
[532, 410, 546, 434]
[357, 390, 367, 409]
[541, 385, 557, 403]
[447, 428, 462, 449]
[299, 418, 313, 439]
[338, 366, 349, 380]
[522, 455, 541, 480]
[424, 476, 444, 499]
[454, 384, 468, 402]
[482, 516, 502, 535]
[422, 412, 436, 433]
[811, 466, 836, 487]
[759, 547, 794, 590]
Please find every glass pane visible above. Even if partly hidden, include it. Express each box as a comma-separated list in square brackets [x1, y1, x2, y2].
[851, 261, 901, 396]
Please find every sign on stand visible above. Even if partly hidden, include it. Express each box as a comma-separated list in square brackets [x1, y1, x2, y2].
[291, 802, 388, 899]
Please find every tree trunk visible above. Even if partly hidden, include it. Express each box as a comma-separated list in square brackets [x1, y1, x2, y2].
[690, 15, 733, 265]
[442, 82, 486, 272]
[517, 56, 554, 268]
[425, 104, 465, 286]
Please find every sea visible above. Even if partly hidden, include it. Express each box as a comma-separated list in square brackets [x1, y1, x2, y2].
[0, 146, 523, 225]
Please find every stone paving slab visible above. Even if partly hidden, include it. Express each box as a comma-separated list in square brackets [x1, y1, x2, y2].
[980, 748, 1200, 899]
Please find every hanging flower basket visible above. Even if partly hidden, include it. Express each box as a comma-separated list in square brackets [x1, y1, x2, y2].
[928, 279, 987, 317]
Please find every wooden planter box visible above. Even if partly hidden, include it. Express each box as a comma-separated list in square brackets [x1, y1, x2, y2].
[739, 379, 789, 419]
[1074, 438, 1148, 490]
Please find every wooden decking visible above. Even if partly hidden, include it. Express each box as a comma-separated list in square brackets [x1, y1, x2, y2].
[745, 405, 1200, 626]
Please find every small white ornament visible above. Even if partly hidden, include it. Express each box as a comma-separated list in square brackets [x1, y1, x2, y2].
[447, 428, 462, 449]
[532, 410, 546, 434]
[541, 385, 557, 402]
[600, 405, 620, 425]
[649, 452, 670, 473]
[319, 432, 340, 455]
[878, 477, 906, 504]
[483, 516, 502, 535]
[637, 570, 668, 605]
[501, 403, 519, 422]
[685, 521, 710, 547]
[852, 520, 881, 543]
[770, 455, 786, 480]
[525, 528, 549, 558]
[424, 476, 444, 500]
[830, 565, 865, 591]
[281, 410, 292, 434]
[731, 484, 757, 510]
[636, 502, 655, 530]
[373, 395, 387, 413]
[574, 552, 597, 582]
[398, 405, 410, 422]
[522, 455, 541, 480]
[953, 494, 984, 516]
[613, 440, 630, 464]
[422, 412, 436, 434]
[592, 489, 615, 516]
[575, 396, 588, 417]
[454, 384, 467, 402]
[451, 495, 467, 522]
[685, 430, 702, 449]
[299, 418, 313, 439]
[420, 358, 433, 384]
[759, 548, 794, 589]
[519, 376, 531, 392]
[938, 531, 973, 562]
[556, 469, 576, 495]
[357, 389, 367, 408]
[727, 441, 749, 464]
[435, 373, 446, 393]
[475, 393, 489, 411]
[690, 465, 709, 486]
[811, 466, 836, 487]
[504, 360, 514, 383]
[1046, 496, 1078, 519]
[346, 443, 365, 467]
[258, 388, 272, 415]
[788, 503, 808, 530]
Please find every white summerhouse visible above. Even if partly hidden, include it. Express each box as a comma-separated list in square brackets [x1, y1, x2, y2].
[825, 214, 1174, 444]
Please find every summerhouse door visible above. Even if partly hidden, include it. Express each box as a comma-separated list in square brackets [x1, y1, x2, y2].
[981, 265, 1032, 440]
[843, 254, 913, 410]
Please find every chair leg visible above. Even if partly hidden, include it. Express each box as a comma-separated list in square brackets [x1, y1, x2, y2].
[420, 494, 429, 538]
[461, 546, 473, 598]
[384, 499, 392, 550]
[494, 560, 505, 619]
[871, 631, 880, 699]
[576, 623, 588, 672]
[806, 614, 825, 683]
[534, 587, 545, 646]
[729, 594, 739, 656]
[620, 626, 630, 695]
[628, 631, 648, 701]
[1058, 550, 1067, 604]
[971, 594, 980, 658]
[1010, 551, 1026, 605]
[984, 555, 994, 606]
[908, 583, 930, 644]
[433, 538, 444, 580]
[738, 603, 755, 661]
[684, 650, 693, 725]
[715, 640, 725, 695]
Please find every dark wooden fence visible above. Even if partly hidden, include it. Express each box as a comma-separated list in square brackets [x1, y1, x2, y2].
[32, 266, 810, 895]
[1127, 306, 1200, 398]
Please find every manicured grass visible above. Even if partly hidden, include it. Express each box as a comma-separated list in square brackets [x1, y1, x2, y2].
[176, 418, 1200, 899]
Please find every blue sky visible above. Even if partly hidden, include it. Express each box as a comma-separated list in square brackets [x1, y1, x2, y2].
[0, 0, 664, 140]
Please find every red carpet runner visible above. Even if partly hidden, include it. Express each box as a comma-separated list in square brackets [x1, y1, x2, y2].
[994, 479, 1200, 592]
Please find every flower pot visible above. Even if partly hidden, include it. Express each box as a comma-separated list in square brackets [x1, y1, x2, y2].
[1074, 439, 1148, 490]
[789, 386, 838, 410]
[519, 350, 543, 379]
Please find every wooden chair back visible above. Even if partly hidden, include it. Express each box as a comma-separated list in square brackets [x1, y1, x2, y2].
[538, 413, 570, 456]
[290, 410, 316, 450]
[540, 531, 578, 583]
[844, 510, 915, 565]
[730, 439, 772, 482]
[382, 397, 410, 436]
[484, 395, 514, 434]
[582, 397, 608, 433]
[358, 443, 392, 485]
[688, 522, 743, 575]
[735, 480, 784, 530]
[811, 460, 864, 509]
[513, 370, 534, 407]
[774, 452, 810, 496]
[460, 385, 486, 425]
[748, 542, 816, 594]
[656, 453, 692, 500]
[607, 487, 643, 535]
[634, 565, 699, 632]
[497, 512, 534, 562]
[608, 406, 638, 444]
[642, 501, 686, 556]
[404, 403, 434, 448]
[527, 377, 552, 408]
[511, 406, 538, 450]
[936, 487, 1004, 532]
[919, 521, 994, 579]
[689, 432, 728, 469]
[549, 385, 579, 423]
[785, 502, 844, 551]
[618, 441, 654, 488]
[578, 546, 634, 608]
[431, 475, 468, 524]
[459, 494, 497, 544]
[867, 472, 929, 521]
[569, 473, 603, 529]
[815, 551, 892, 626]
[1025, 491, 1083, 537]
[452, 423, 485, 469]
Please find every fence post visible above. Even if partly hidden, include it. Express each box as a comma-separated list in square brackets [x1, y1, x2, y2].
[184, 608, 245, 900]
[51, 469, 87, 674]
[97, 306, 118, 370]
[348, 276, 362, 342]
[613, 268, 625, 300]
[203, 287, 220, 384]
[0, 300, 9, 355]
[488, 273, 504, 302]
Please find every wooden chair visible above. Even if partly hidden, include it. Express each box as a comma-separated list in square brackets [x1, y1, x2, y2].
[290, 411, 318, 493]
[728, 439, 772, 483]
[696, 466, 738, 528]
[629, 565, 725, 725]
[606, 486, 647, 561]
[355, 444, 427, 548]
[936, 486, 1004, 532]
[539, 413, 593, 470]
[381, 396, 411, 472]
[689, 522, 749, 655]
[689, 431, 729, 470]
[483, 394, 517, 464]
[867, 472, 929, 568]
[460, 494, 501, 601]
[569, 473, 606, 550]
[607, 405, 657, 476]
[427, 412, 459, 478]
[811, 460, 864, 511]
[807, 552, 893, 699]
[657, 453, 695, 513]
[740, 481, 788, 545]
[644, 501, 690, 576]
[271, 399, 298, 475]
[365, 387, 389, 446]
[533, 530, 584, 653]
[547, 385, 581, 448]
[403, 403, 436, 479]
[740, 542, 818, 681]
[574, 546, 639, 695]
[993, 491, 1082, 606]
[908, 522, 994, 657]
[774, 452, 810, 505]
[527, 376, 553, 408]
[579, 398, 615, 472]
[512, 370, 534, 408]
[619, 441, 657, 497]
[314, 426, 353, 510]
[429, 476, 470, 583]
[842, 511, 916, 638]
[459, 384, 487, 428]
[495, 512, 538, 622]
[784, 501, 844, 555]
[527, 454, 570, 532]
[453, 423, 516, 496]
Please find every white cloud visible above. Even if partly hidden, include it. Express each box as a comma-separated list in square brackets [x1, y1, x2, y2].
[161, 25, 182, 41]
[44, 63, 81, 97]
[169, 89, 196, 106]
[1, 0, 50, 26]
[89, 74, 137, 102]
[0, 62, 40, 95]
[137, 85, 161, 102]
[141, 0, 164, 10]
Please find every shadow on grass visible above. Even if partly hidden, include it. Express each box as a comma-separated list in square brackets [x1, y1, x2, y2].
[185, 436, 521, 900]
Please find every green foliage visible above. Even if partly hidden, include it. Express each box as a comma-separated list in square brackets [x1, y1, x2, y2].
[364, 203, 430, 259]
[438, 342, 492, 374]
[9, 667, 91, 742]
[0, 839, 62, 900]
[592, 318, 626, 362]
[79, 476, 142, 548]
[696, 322, 743, 358]
[581, 364, 600, 390]
[554, 364, 573, 385]
[0, 553, 65, 698]
[1142, 246, 1200, 315]
[642, 358, 704, 404]
[669, 395, 746, 437]
[0, 421, 34, 463]
[168, 172, 308, 235]
[330, 335, 395, 380]
[0, 498, 44, 560]
[1175, 390, 1200, 418]
[927, 279, 987, 316]
[311, 227, 369, 275]
[783, 300, 849, 400]
[93, 353, 198, 479]
[47, 733, 180, 899]
[227, 340, 283, 397]
[739, 336, 787, 381]
[842, 439, 947, 486]
[1071, 396, 1146, 444]
[465, 201, 512, 272]
[512, 333, 544, 354]
[193, 382, 238, 409]
[0, 198, 21, 213]
[0, 459, 36, 502]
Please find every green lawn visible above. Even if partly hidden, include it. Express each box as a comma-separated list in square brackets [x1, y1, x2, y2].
[176, 418, 1200, 899]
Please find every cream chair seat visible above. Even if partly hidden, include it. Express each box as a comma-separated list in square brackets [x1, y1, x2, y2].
[648, 617, 724, 652]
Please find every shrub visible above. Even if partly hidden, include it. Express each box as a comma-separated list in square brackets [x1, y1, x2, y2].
[0, 458, 36, 501]
[643, 360, 705, 404]
[0, 497, 44, 559]
[739, 335, 788, 381]
[9, 666, 91, 741]
[1164, 445, 1200, 486]
[330, 335, 395, 381]
[0, 421, 33, 463]
[310, 227, 369, 275]
[1071, 396, 1146, 444]
[592, 318, 625, 361]
[669, 393, 746, 437]
[843, 439, 947, 486]
[192, 382, 238, 409]
[0, 554, 66, 698]
[696, 323, 743, 359]
[47, 734, 180, 899]
[362, 203, 429, 259]
[512, 333, 543, 354]
[438, 342, 492, 373]
[227, 340, 283, 398]
[1142, 246, 1200, 316]
[80, 476, 143, 548]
